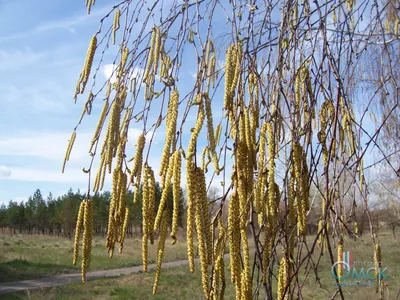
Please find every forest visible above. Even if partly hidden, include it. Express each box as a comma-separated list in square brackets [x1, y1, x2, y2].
[0, 185, 185, 238]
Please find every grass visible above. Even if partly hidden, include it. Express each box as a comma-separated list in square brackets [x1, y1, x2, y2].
[7, 265, 224, 300]
[1, 230, 399, 299]
[0, 233, 187, 283]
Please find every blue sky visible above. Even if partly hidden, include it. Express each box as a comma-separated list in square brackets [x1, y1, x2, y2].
[0, 0, 228, 205]
[0, 1, 137, 204]
[0, 0, 389, 205]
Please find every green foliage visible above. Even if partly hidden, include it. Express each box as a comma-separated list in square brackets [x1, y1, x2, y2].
[1, 184, 185, 236]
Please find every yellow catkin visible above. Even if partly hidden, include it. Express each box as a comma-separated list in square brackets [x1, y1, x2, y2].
[112, 9, 120, 45]
[293, 141, 307, 235]
[295, 68, 301, 115]
[359, 159, 364, 193]
[105, 99, 122, 173]
[106, 169, 120, 253]
[131, 134, 145, 179]
[318, 99, 334, 167]
[256, 123, 268, 221]
[277, 255, 288, 300]
[267, 122, 277, 228]
[375, 243, 382, 293]
[201, 146, 209, 172]
[81, 199, 93, 283]
[159, 90, 179, 179]
[215, 123, 222, 145]
[154, 152, 175, 231]
[186, 160, 196, 272]
[117, 172, 127, 223]
[194, 167, 210, 298]
[110, 174, 122, 229]
[62, 131, 77, 173]
[197, 167, 212, 265]
[204, 93, 220, 174]
[244, 107, 254, 175]
[187, 94, 204, 159]
[131, 133, 146, 203]
[210, 54, 216, 89]
[89, 100, 109, 154]
[143, 27, 158, 83]
[119, 208, 129, 254]
[170, 150, 181, 244]
[332, 9, 337, 24]
[73, 201, 85, 266]
[354, 221, 359, 235]
[337, 240, 343, 281]
[211, 220, 226, 300]
[142, 166, 150, 237]
[303, 68, 313, 124]
[301, 149, 310, 212]
[262, 223, 273, 282]
[288, 163, 296, 256]
[148, 167, 156, 244]
[317, 220, 324, 250]
[86, 0, 95, 14]
[152, 210, 169, 295]
[142, 234, 149, 272]
[152, 27, 161, 74]
[120, 47, 130, 73]
[231, 42, 242, 96]
[241, 229, 252, 300]
[97, 158, 107, 191]
[223, 45, 236, 111]
[228, 193, 241, 284]
[80, 35, 97, 95]
[237, 113, 250, 232]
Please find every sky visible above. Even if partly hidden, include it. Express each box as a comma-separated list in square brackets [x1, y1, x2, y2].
[0, 0, 139, 204]
[0, 0, 228, 205]
[0, 0, 391, 206]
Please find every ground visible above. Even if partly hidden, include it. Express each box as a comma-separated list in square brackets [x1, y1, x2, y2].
[0, 230, 398, 299]
[0, 234, 187, 283]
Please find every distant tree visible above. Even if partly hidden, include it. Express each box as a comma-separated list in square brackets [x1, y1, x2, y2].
[33, 189, 47, 234]
[0, 204, 7, 230]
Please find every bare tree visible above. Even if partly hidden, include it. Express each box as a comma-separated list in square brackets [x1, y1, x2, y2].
[64, 0, 400, 299]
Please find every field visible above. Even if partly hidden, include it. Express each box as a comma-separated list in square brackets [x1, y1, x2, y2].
[1, 230, 399, 300]
[0, 234, 187, 283]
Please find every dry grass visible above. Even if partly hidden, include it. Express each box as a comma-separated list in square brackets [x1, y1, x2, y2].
[3, 230, 400, 299]
[0, 233, 187, 283]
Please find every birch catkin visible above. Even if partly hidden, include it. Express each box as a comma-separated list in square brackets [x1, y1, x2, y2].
[186, 160, 196, 273]
[170, 150, 181, 244]
[153, 210, 169, 295]
[73, 201, 85, 266]
[68, 5, 381, 297]
[159, 90, 179, 180]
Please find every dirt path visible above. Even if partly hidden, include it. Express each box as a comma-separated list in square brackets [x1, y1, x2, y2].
[0, 258, 194, 295]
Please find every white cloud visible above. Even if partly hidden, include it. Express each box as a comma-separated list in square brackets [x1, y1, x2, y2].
[103, 64, 117, 83]
[1, 166, 100, 184]
[0, 131, 93, 163]
[128, 128, 143, 146]
[128, 66, 144, 80]
[15, 197, 28, 203]
[103, 64, 145, 84]
[0, 165, 12, 177]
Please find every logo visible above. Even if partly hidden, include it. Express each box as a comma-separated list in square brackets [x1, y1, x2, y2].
[330, 250, 388, 287]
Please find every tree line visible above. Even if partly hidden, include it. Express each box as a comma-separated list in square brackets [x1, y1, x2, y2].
[0, 183, 185, 238]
